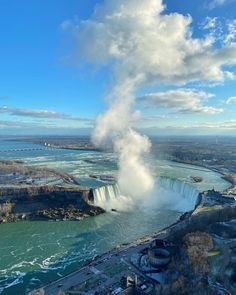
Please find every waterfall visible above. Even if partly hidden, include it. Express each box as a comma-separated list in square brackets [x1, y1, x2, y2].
[157, 176, 199, 211]
[92, 177, 199, 212]
[93, 184, 121, 208]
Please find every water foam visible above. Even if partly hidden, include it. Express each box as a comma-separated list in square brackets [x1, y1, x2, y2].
[157, 176, 199, 211]
[93, 184, 133, 211]
[93, 177, 199, 212]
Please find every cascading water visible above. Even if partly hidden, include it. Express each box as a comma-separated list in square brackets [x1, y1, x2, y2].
[157, 176, 199, 210]
[93, 184, 121, 208]
[93, 184, 133, 211]
[93, 177, 199, 213]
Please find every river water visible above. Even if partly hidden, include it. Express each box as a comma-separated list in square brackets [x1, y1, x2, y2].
[0, 140, 229, 295]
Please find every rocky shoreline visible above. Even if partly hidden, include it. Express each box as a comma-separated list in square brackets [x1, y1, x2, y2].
[28, 165, 236, 295]
[30, 187, 236, 295]
[0, 184, 104, 224]
[0, 160, 104, 224]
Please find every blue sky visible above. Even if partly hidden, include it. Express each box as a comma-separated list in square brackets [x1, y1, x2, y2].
[0, 0, 236, 135]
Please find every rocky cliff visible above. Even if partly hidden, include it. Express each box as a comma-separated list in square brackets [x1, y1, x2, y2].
[0, 160, 104, 223]
[0, 184, 104, 223]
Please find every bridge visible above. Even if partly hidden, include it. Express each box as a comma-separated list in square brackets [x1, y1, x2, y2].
[0, 147, 55, 153]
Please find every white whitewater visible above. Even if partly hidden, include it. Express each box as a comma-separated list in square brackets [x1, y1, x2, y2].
[157, 176, 199, 211]
[93, 184, 133, 211]
[93, 184, 121, 207]
[93, 177, 199, 212]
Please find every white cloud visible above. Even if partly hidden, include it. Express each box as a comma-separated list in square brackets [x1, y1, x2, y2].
[164, 119, 236, 130]
[201, 17, 223, 42]
[208, 0, 228, 10]
[138, 115, 167, 122]
[208, 120, 236, 130]
[140, 118, 236, 135]
[139, 89, 223, 114]
[225, 20, 236, 44]
[60, 20, 73, 30]
[66, 0, 236, 87]
[0, 120, 92, 136]
[202, 17, 218, 30]
[226, 96, 236, 104]
[0, 106, 92, 122]
[201, 17, 236, 45]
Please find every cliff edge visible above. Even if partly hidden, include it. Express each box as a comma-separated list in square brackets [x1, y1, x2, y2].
[0, 160, 104, 223]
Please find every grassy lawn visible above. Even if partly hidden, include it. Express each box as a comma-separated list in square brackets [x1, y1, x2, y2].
[105, 262, 127, 276]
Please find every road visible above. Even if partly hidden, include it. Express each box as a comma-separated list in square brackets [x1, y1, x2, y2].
[29, 235, 158, 295]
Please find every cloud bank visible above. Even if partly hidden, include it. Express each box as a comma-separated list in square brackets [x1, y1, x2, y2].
[139, 89, 223, 114]
[71, 0, 236, 85]
[0, 106, 92, 122]
[142, 119, 236, 134]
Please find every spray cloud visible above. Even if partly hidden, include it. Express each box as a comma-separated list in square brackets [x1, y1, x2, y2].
[67, 0, 236, 200]
[92, 73, 154, 199]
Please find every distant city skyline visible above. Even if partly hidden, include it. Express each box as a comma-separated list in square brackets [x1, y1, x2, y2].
[0, 0, 236, 136]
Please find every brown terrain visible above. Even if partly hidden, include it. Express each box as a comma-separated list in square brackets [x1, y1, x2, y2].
[0, 160, 104, 223]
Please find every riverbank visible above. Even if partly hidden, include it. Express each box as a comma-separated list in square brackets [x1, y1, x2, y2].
[0, 184, 104, 223]
[27, 160, 236, 295]
[7, 137, 100, 152]
[29, 188, 236, 295]
[222, 173, 236, 194]
[0, 160, 105, 223]
[171, 158, 236, 194]
[1, 137, 235, 294]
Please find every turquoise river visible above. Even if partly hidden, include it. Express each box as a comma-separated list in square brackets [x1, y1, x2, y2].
[0, 140, 230, 295]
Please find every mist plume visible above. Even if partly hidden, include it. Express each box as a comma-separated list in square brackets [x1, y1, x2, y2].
[66, 0, 236, 201]
[92, 76, 154, 199]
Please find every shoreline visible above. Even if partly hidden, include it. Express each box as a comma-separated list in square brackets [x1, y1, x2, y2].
[171, 158, 236, 193]
[0, 184, 104, 224]
[0, 157, 234, 224]
[1, 153, 235, 294]
[0, 160, 104, 224]
[28, 160, 236, 295]
[31, 187, 236, 295]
